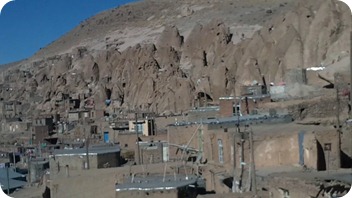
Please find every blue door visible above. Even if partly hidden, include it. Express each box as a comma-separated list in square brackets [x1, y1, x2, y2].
[104, 132, 109, 143]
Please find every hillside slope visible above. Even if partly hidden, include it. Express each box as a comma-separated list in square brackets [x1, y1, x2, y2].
[0, 0, 350, 116]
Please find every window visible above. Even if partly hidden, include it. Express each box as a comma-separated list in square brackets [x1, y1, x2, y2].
[233, 105, 241, 116]
[218, 139, 224, 164]
[137, 124, 143, 133]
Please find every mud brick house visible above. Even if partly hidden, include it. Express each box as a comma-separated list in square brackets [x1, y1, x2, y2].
[241, 85, 268, 96]
[32, 126, 49, 145]
[218, 97, 236, 117]
[68, 110, 90, 122]
[167, 117, 340, 192]
[235, 95, 271, 115]
[167, 118, 243, 169]
[128, 118, 156, 136]
[66, 98, 80, 110]
[1, 117, 30, 133]
[2, 101, 22, 119]
[218, 96, 271, 118]
[32, 114, 60, 144]
[49, 144, 121, 174]
[33, 114, 60, 133]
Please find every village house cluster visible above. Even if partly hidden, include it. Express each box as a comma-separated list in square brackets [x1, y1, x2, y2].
[0, 68, 350, 198]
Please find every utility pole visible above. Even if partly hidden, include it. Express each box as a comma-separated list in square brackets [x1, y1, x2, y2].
[167, 124, 170, 162]
[249, 128, 257, 195]
[239, 128, 244, 192]
[12, 149, 16, 172]
[232, 128, 240, 193]
[38, 141, 42, 158]
[334, 73, 342, 169]
[30, 127, 33, 145]
[85, 137, 90, 169]
[198, 123, 204, 160]
[232, 135, 237, 194]
[336, 80, 341, 129]
[151, 113, 155, 136]
[135, 112, 141, 164]
[232, 85, 240, 193]
[85, 123, 90, 170]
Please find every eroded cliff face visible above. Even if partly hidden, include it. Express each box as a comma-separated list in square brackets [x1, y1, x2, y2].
[1, 0, 350, 116]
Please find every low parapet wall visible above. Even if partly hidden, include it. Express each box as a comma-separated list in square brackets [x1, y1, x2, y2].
[254, 129, 340, 170]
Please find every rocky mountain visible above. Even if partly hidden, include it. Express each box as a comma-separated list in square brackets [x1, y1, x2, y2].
[0, 0, 350, 116]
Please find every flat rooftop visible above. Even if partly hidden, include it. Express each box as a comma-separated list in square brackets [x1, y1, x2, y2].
[116, 175, 198, 191]
[168, 114, 292, 127]
[188, 106, 220, 113]
[51, 144, 120, 156]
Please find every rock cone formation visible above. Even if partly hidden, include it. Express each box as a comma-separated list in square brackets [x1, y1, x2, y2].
[0, 0, 350, 116]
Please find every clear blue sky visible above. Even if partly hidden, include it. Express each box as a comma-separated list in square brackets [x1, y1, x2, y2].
[0, 0, 136, 65]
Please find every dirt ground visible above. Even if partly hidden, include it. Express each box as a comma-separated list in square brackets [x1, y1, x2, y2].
[11, 185, 45, 198]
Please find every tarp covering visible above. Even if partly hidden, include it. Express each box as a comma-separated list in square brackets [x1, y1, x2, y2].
[0, 168, 25, 180]
[0, 177, 26, 190]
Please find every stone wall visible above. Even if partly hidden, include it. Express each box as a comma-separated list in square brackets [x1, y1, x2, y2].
[288, 97, 349, 120]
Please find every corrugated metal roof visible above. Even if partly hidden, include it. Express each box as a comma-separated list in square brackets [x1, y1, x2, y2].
[116, 175, 198, 191]
[51, 145, 120, 156]
[188, 106, 220, 113]
[168, 114, 292, 127]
